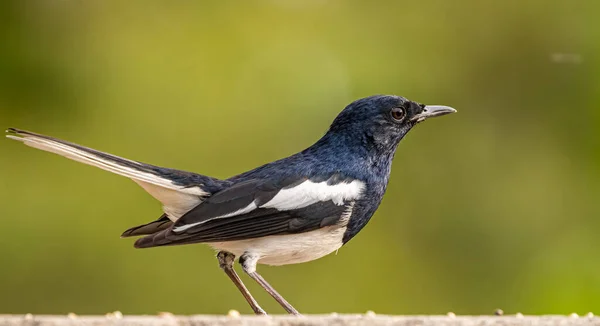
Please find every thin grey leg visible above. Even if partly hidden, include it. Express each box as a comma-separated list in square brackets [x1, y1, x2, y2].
[239, 253, 301, 315]
[217, 251, 267, 315]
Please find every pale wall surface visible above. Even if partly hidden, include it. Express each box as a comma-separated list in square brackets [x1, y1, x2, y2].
[1, 315, 599, 326]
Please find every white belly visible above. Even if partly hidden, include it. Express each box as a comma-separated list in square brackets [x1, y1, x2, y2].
[208, 225, 347, 266]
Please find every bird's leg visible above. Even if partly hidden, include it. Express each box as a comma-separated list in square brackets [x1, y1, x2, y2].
[239, 253, 301, 315]
[216, 251, 267, 315]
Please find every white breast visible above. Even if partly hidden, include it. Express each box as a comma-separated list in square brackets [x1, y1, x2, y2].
[208, 224, 347, 266]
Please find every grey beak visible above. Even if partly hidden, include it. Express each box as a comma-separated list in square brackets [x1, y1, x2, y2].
[411, 105, 457, 123]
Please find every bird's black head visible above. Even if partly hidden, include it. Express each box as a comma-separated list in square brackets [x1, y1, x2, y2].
[328, 95, 456, 154]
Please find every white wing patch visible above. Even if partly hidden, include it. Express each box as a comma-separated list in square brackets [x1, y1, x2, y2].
[262, 179, 365, 210]
[173, 178, 365, 232]
[7, 130, 208, 221]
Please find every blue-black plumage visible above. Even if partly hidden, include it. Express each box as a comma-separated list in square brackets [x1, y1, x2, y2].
[6, 94, 455, 315]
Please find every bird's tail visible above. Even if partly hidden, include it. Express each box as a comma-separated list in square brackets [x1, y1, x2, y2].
[6, 128, 224, 220]
[6, 128, 184, 189]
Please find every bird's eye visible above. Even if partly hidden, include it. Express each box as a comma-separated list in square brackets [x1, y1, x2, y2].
[390, 108, 406, 122]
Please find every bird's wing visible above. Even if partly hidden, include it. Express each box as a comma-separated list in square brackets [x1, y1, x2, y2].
[133, 174, 365, 248]
[121, 214, 172, 237]
[6, 128, 225, 220]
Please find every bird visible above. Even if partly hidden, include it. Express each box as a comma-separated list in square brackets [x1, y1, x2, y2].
[6, 95, 455, 315]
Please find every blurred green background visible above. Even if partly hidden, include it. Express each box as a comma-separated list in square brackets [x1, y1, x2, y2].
[1, 0, 598, 316]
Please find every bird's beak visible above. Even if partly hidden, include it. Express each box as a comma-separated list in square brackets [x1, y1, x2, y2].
[411, 105, 457, 123]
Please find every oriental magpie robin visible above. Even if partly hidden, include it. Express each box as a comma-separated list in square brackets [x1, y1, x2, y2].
[6, 95, 455, 315]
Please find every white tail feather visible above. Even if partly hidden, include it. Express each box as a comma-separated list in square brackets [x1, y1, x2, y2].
[7, 130, 207, 220]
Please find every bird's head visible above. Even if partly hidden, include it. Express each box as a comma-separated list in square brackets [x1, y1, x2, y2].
[328, 95, 456, 154]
